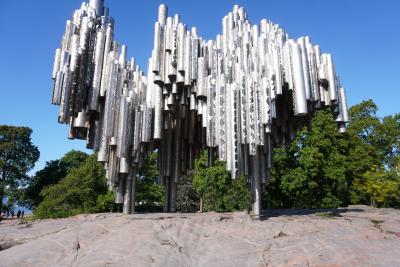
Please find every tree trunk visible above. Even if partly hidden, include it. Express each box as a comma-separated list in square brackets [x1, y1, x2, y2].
[199, 198, 203, 212]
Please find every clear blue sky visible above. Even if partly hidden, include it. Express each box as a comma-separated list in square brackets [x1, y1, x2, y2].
[0, 0, 399, 174]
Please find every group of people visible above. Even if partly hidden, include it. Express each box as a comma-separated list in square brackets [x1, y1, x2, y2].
[2, 209, 24, 220]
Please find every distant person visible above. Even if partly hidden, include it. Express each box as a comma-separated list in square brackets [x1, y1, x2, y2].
[17, 210, 21, 219]
[21, 210, 24, 218]
[11, 210, 14, 219]
[6, 211, 9, 218]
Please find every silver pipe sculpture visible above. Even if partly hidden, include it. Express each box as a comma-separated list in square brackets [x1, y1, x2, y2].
[51, 0, 349, 215]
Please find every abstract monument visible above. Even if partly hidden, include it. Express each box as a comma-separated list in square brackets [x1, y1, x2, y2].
[51, 0, 349, 215]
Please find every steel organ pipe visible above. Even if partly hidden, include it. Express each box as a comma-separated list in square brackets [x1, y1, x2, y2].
[291, 41, 308, 116]
[326, 53, 338, 103]
[89, 29, 106, 111]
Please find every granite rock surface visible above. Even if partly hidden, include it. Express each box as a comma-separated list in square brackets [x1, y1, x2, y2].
[0, 205, 399, 267]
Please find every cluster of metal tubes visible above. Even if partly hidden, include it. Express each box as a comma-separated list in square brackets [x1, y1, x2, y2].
[51, 0, 349, 215]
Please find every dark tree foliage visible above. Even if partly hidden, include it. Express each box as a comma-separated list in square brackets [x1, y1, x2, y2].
[265, 100, 400, 209]
[0, 126, 39, 213]
[176, 172, 200, 212]
[23, 150, 88, 209]
[193, 150, 251, 212]
[265, 109, 349, 209]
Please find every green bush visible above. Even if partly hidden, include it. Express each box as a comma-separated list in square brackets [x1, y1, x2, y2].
[352, 169, 400, 208]
[95, 190, 116, 212]
[193, 150, 251, 212]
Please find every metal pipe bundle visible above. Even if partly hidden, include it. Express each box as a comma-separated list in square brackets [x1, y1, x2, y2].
[51, 0, 349, 215]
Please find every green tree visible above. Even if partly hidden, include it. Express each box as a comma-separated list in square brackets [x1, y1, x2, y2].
[346, 100, 400, 205]
[136, 151, 164, 206]
[34, 153, 108, 219]
[346, 100, 382, 203]
[60, 150, 89, 171]
[346, 99, 400, 171]
[265, 100, 400, 209]
[0, 126, 39, 213]
[265, 109, 349, 208]
[23, 150, 88, 209]
[352, 169, 400, 207]
[376, 114, 400, 169]
[193, 150, 251, 212]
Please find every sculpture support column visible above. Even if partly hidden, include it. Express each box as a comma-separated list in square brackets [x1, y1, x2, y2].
[207, 148, 214, 167]
[115, 177, 124, 204]
[163, 176, 169, 212]
[169, 177, 177, 212]
[123, 167, 136, 214]
[164, 176, 177, 212]
[123, 176, 132, 214]
[131, 168, 137, 213]
[251, 155, 262, 216]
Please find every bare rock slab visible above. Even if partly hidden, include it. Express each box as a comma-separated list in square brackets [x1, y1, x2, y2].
[0, 205, 399, 267]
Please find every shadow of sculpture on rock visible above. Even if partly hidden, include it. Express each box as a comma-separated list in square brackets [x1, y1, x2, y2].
[258, 206, 365, 221]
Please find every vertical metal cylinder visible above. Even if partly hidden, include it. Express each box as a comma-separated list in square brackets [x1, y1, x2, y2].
[115, 177, 124, 204]
[197, 57, 206, 99]
[184, 35, 192, 86]
[58, 67, 73, 123]
[177, 23, 186, 73]
[89, 0, 104, 16]
[153, 84, 163, 139]
[152, 22, 162, 74]
[119, 45, 127, 68]
[123, 175, 132, 214]
[168, 177, 177, 212]
[52, 48, 61, 80]
[339, 87, 349, 122]
[100, 21, 114, 97]
[251, 155, 262, 216]
[131, 168, 137, 213]
[291, 41, 308, 116]
[89, 29, 106, 110]
[165, 17, 172, 52]
[173, 118, 181, 182]
[326, 54, 338, 103]
[158, 4, 168, 25]
[298, 37, 311, 100]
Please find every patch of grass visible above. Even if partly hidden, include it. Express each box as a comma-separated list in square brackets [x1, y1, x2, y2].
[315, 211, 342, 218]
[17, 216, 35, 228]
[19, 215, 35, 224]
